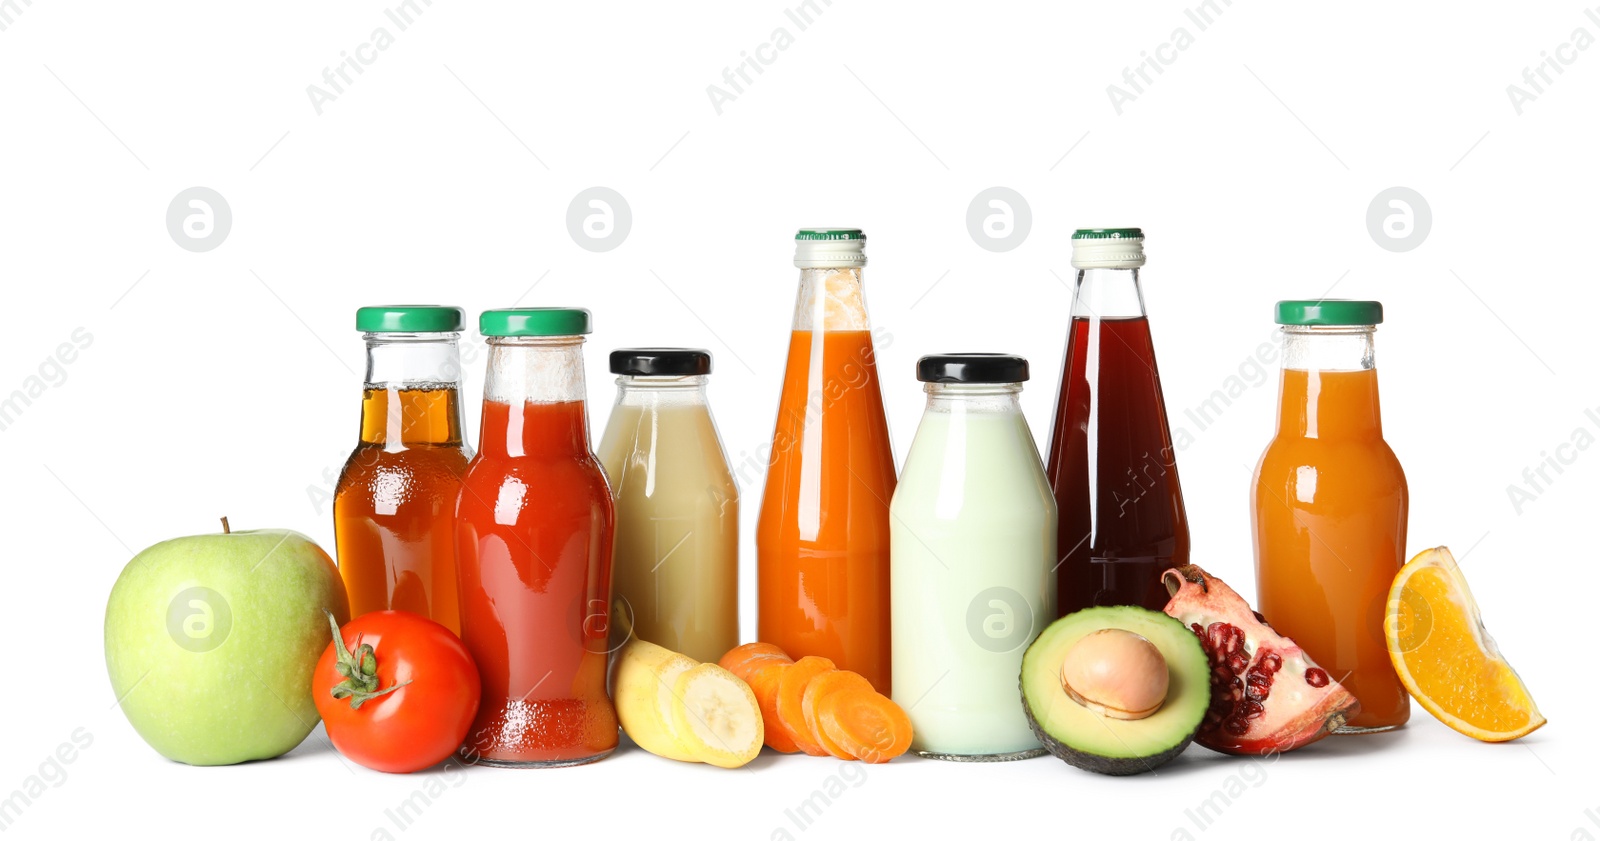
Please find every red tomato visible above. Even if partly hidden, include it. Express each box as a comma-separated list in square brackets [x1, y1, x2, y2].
[312, 610, 480, 773]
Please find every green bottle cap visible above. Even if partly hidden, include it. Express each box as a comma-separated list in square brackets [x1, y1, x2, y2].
[1275, 300, 1383, 326]
[1071, 228, 1146, 269]
[1071, 228, 1143, 240]
[795, 228, 865, 241]
[355, 305, 465, 333]
[479, 307, 592, 337]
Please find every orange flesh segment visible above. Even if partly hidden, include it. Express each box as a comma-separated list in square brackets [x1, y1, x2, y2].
[776, 656, 836, 756]
[1386, 547, 1545, 741]
[818, 688, 913, 764]
[803, 670, 873, 759]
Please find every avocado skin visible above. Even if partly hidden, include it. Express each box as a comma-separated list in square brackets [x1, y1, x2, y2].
[1021, 680, 1197, 776]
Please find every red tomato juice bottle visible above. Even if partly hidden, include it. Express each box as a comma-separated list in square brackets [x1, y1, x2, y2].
[455, 307, 618, 767]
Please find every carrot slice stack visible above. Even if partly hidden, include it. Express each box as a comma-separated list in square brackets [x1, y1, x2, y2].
[717, 642, 914, 762]
[775, 656, 837, 756]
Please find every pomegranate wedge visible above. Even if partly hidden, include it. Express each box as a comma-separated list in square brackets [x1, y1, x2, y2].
[1162, 565, 1359, 755]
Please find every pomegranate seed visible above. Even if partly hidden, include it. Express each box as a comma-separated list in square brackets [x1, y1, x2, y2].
[1261, 652, 1283, 674]
[1240, 699, 1265, 719]
[1305, 667, 1329, 688]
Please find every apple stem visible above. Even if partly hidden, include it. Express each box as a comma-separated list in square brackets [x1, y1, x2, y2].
[324, 611, 412, 710]
[220, 517, 231, 535]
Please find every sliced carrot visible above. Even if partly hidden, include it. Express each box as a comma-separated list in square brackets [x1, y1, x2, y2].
[715, 643, 800, 753]
[818, 688, 913, 764]
[725, 653, 789, 686]
[802, 670, 873, 759]
[744, 657, 799, 753]
[718, 642, 790, 676]
[775, 656, 836, 756]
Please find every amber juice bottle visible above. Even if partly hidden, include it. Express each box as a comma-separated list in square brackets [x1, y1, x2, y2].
[334, 306, 472, 634]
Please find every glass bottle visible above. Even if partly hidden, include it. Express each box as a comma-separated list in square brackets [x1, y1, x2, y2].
[597, 348, 739, 665]
[757, 228, 896, 694]
[1253, 300, 1409, 733]
[455, 307, 618, 767]
[334, 305, 471, 634]
[890, 354, 1055, 761]
[1046, 228, 1191, 615]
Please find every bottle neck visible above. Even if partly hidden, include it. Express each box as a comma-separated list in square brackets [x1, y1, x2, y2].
[359, 333, 466, 447]
[793, 267, 871, 332]
[924, 382, 1024, 415]
[365, 332, 465, 386]
[613, 375, 711, 409]
[1281, 325, 1375, 371]
[1071, 267, 1148, 319]
[479, 336, 591, 458]
[1276, 326, 1382, 438]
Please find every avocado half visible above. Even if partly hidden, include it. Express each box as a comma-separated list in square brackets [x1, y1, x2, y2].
[1020, 606, 1209, 776]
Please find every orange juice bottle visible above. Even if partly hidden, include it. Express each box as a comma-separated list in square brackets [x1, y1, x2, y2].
[334, 306, 471, 634]
[1252, 300, 1409, 732]
[757, 228, 896, 694]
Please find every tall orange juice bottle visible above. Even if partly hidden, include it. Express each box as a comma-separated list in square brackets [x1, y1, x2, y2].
[1253, 300, 1409, 732]
[757, 228, 896, 694]
[335, 306, 471, 634]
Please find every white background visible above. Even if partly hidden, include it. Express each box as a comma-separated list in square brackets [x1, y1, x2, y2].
[2, 1, 1595, 838]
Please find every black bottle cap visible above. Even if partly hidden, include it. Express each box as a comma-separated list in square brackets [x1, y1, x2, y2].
[609, 348, 713, 376]
[916, 353, 1029, 384]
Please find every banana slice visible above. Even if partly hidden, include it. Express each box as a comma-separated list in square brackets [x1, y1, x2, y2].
[670, 663, 765, 768]
[614, 639, 699, 762]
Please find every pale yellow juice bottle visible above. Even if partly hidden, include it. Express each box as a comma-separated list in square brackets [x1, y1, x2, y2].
[597, 348, 739, 663]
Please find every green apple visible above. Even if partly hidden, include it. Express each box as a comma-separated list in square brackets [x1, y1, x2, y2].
[103, 519, 349, 766]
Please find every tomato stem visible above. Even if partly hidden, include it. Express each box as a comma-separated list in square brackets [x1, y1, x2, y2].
[325, 611, 412, 710]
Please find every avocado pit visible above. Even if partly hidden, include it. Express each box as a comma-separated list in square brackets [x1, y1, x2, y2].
[1059, 628, 1169, 721]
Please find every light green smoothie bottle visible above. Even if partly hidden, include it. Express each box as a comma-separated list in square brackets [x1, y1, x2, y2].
[889, 353, 1056, 760]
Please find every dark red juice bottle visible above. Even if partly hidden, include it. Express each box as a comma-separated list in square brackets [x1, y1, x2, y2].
[1046, 228, 1190, 614]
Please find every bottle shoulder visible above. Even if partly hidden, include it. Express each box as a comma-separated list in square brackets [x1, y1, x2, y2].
[1257, 433, 1403, 462]
[1254, 435, 1408, 489]
[457, 453, 615, 520]
[895, 416, 1053, 511]
[337, 442, 470, 481]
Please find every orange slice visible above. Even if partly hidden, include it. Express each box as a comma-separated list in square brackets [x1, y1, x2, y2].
[1384, 546, 1545, 742]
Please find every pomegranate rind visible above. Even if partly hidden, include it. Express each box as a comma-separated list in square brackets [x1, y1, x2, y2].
[1384, 547, 1545, 742]
[1162, 564, 1361, 756]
